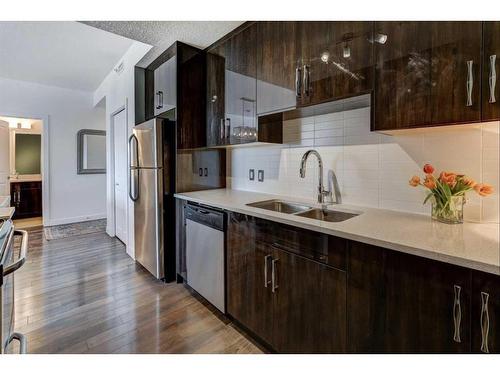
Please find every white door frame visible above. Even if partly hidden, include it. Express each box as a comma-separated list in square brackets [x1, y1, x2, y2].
[0, 111, 50, 226]
[108, 103, 128, 243]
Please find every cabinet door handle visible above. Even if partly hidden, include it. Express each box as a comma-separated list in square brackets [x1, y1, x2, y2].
[489, 55, 497, 104]
[303, 65, 310, 97]
[480, 291, 490, 353]
[453, 285, 462, 343]
[264, 255, 272, 288]
[295, 66, 302, 97]
[466, 60, 474, 107]
[156, 91, 164, 110]
[271, 258, 279, 293]
[220, 118, 225, 141]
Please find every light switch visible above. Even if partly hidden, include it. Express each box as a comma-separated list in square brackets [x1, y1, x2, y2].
[258, 170, 264, 182]
[249, 169, 255, 181]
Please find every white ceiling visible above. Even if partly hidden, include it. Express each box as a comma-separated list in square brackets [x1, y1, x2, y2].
[0, 21, 135, 91]
[81, 21, 244, 67]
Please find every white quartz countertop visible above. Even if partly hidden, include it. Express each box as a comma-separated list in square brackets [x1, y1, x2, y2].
[175, 189, 500, 275]
[0, 207, 15, 220]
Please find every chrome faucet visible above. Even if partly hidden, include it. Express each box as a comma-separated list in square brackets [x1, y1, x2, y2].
[299, 149, 341, 205]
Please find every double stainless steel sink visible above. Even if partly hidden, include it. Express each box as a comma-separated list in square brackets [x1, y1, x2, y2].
[246, 199, 360, 223]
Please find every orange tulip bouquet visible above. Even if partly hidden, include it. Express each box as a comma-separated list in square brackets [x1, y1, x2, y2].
[409, 164, 493, 224]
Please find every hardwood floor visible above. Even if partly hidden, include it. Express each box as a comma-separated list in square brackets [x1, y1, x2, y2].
[11, 228, 262, 354]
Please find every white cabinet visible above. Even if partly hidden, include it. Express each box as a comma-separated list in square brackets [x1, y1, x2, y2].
[153, 56, 177, 116]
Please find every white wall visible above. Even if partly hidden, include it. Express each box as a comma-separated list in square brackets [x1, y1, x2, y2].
[0, 77, 107, 226]
[228, 102, 500, 223]
[94, 41, 152, 259]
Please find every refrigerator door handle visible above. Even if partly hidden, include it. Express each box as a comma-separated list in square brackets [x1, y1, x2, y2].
[128, 134, 139, 201]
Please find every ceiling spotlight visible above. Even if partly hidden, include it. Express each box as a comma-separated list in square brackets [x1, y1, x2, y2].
[320, 51, 330, 63]
[343, 43, 351, 58]
[374, 33, 388, 44]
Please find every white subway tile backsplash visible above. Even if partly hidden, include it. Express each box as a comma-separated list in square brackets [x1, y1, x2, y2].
[228, 106, 500, 223]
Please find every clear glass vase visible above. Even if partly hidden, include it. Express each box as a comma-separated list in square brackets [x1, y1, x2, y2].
[431, 195, 465, 224]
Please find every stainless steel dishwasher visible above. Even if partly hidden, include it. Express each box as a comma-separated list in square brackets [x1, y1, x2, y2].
[185, 203, 225, 313]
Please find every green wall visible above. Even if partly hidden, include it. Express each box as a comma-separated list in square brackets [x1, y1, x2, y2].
[15, 134, 41, 174]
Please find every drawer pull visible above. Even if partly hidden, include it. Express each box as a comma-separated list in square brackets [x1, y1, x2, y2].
[264, 255, 272, 288]
[480, 291, 490, 353]
[271, 258, 279, 293]
[303, 65, 310, 97]
[453, 285, 462, 343]
[295, 66, 302, 97]
[466, 60, 474, 107]
[489, 55, 497, 104]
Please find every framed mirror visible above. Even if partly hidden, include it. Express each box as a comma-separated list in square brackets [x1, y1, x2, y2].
[77, 129, 106, 174]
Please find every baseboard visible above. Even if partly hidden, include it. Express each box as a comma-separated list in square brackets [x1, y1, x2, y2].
[45, 213, 107, 227]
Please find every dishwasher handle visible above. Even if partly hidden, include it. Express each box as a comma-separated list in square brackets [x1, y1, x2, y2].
[185, 203, 225, 231]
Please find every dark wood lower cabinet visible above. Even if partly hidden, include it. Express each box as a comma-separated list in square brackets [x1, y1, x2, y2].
[225, 211, 500, 353]
[272, 248, 347, 353]
[11, 181, 42, 219]
[227, 212, 347, 353]
[472, 271, 500, 353]
[227, 224, 274, 344]
[348, 241, 471, 353]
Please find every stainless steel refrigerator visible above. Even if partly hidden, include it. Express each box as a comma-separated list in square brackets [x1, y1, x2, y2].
[128, 118, 176, 281]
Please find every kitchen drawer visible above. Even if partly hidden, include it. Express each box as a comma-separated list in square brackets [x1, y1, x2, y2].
[227, 211, 347, 270]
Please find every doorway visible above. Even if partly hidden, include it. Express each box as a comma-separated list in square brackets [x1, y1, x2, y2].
[112, 108, 128, 244]
[0, 116, 44, 229]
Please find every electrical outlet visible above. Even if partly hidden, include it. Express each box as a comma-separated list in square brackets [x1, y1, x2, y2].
[258, 170, 264, 182]
[249, 169, 255, 181]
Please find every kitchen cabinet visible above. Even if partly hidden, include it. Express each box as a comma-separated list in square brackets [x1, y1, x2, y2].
[227, 214, 274, 344]
[271, 247, 347, 353]
[348, 241, 471, 353]
[297, 21, 374, 107]
[153, 56, 177, 117]
[256, 21, 374, 115]
[206, 53, 226, 146]
[430, 21, 482, 125]
[373, 21, 433, 130]
[373, 21, 482, 131]
[472, 271, 500, 353]
[206, 23, 258, 146]
[482, 22, 500, 121]
[256, 21, 300, 115]
[10, 181, 42, 219]
[135, 42, 206, 150]
[226, 212, 347, 353]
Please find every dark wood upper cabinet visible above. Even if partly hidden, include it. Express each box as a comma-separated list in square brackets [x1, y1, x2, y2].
[348, 241, 471, 353]
[206, 23, 258, 147]
[330, 22, 374, 100]
[206, 53, 226, 146]
[482, 21, 500, 121]
[373, 21, 433, 130]
[176, 46, 206, 150]
[373, 21, 482, 130]
[272, 247, 347, 353]
[135, 42, 206, 150]
[430, 21, 482, 125]
[472, 271, 500, 353]
[297, 21, 374, 107]
[256, 21, 300, 115]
